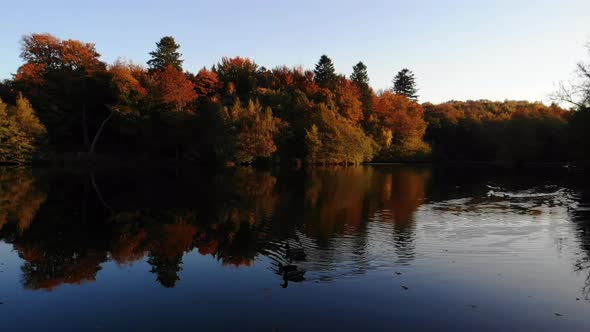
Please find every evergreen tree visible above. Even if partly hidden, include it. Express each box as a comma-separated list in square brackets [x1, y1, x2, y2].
[351, 62, 369, 86]
[351, 62, 375, 129]
[147, 36, 183, 72]
[314, 55, 336, 89]
[392, 68, 418, 101]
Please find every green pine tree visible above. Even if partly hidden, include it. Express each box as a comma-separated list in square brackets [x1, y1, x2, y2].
[147, 36, 184, 71]
[351, 62, 369, 85]
[314, 55, 337, 89]
[392, 68, 418, 101]
[351, 62, 374, 126]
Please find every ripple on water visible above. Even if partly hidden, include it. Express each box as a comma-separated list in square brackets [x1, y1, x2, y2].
[276, 183, 583, 283]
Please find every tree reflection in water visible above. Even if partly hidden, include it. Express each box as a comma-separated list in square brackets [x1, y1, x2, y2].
[0, 165, 588, 296]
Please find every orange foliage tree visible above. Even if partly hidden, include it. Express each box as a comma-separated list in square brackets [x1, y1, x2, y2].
[373, 91, 430, 159]
[335, 78, 364, 123]
[15, 33, 110, 150]
[154, 65, 197, 112]
[192, 68, 222, 104]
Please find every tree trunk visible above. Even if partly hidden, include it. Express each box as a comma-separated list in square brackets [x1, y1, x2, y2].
[89, 108, 115, 156]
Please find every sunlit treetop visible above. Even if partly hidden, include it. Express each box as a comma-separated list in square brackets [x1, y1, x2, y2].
[147, 36, 183, 72]
[17, 33, 104, 80]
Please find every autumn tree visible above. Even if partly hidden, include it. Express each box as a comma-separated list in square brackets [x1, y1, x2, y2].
[153, 65, 197, 112]
[0, 95, 47, 163]
[15, 33, 110, 151]
[423, 100, 569, 162]
[256, 67, 316, 161]
[335, 78, 363, 123]
[374, 91, 430, 160]
[392, 68, 418, 101]
[147, 36, 183, 71]
[209, 100, 285, 164]
[141, 65, 198, 160]
[214, 57, 258, 102]
[314, 55, 337, 90]
[192, 68, 222, 104]
[305, 103, 376, 164]
[0, 99, 32, 164]
[78, 60, 150, 155]
[108, 60, 147, 109]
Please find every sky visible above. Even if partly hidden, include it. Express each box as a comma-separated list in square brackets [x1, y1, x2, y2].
[1, 0, 589, 104]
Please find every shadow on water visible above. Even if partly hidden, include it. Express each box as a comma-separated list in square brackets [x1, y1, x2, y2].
[0, 165, 589, 297]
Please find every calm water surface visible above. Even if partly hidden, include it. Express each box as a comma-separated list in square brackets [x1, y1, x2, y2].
[0, 165, 589, 331]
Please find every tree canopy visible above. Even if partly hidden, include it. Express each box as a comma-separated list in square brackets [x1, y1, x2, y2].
[1, 32, 583, 165]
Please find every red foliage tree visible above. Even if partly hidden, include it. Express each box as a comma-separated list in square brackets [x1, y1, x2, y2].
[108, 61, 147, 108]
[154, 65, 197, 112]
[335, 79, 363, 123]
[193, 68, 222, 103]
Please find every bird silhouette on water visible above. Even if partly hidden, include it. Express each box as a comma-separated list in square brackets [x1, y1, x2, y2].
[278, 243, 307, 288]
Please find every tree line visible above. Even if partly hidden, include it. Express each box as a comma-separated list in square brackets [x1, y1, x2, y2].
[1, 33, 588, 165]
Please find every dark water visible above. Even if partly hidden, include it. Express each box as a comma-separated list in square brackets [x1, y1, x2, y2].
[0, 165, 589, 331]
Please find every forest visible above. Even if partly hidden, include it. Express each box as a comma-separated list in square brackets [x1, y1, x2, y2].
[1, 33, 589, 165]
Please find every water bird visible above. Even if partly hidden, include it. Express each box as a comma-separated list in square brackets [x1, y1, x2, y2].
[278, 263, 306, 279]
[278, 262, 306, 288]
[285, 243, 307, 262]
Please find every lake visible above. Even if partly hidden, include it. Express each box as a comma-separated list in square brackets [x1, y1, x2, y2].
[0, 165, 589, 331]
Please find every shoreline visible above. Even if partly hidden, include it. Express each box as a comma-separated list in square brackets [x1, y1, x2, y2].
[1, 158, 584, 170]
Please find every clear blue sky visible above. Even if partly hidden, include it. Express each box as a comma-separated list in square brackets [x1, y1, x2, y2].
[1, 0, 588, 103]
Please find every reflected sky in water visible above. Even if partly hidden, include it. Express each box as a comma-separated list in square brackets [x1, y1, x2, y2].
[0, 165, 589, 331]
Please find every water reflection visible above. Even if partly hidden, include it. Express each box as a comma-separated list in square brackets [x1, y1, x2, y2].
[0, 165, 588, 299]
[568, 181, 590, 300]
